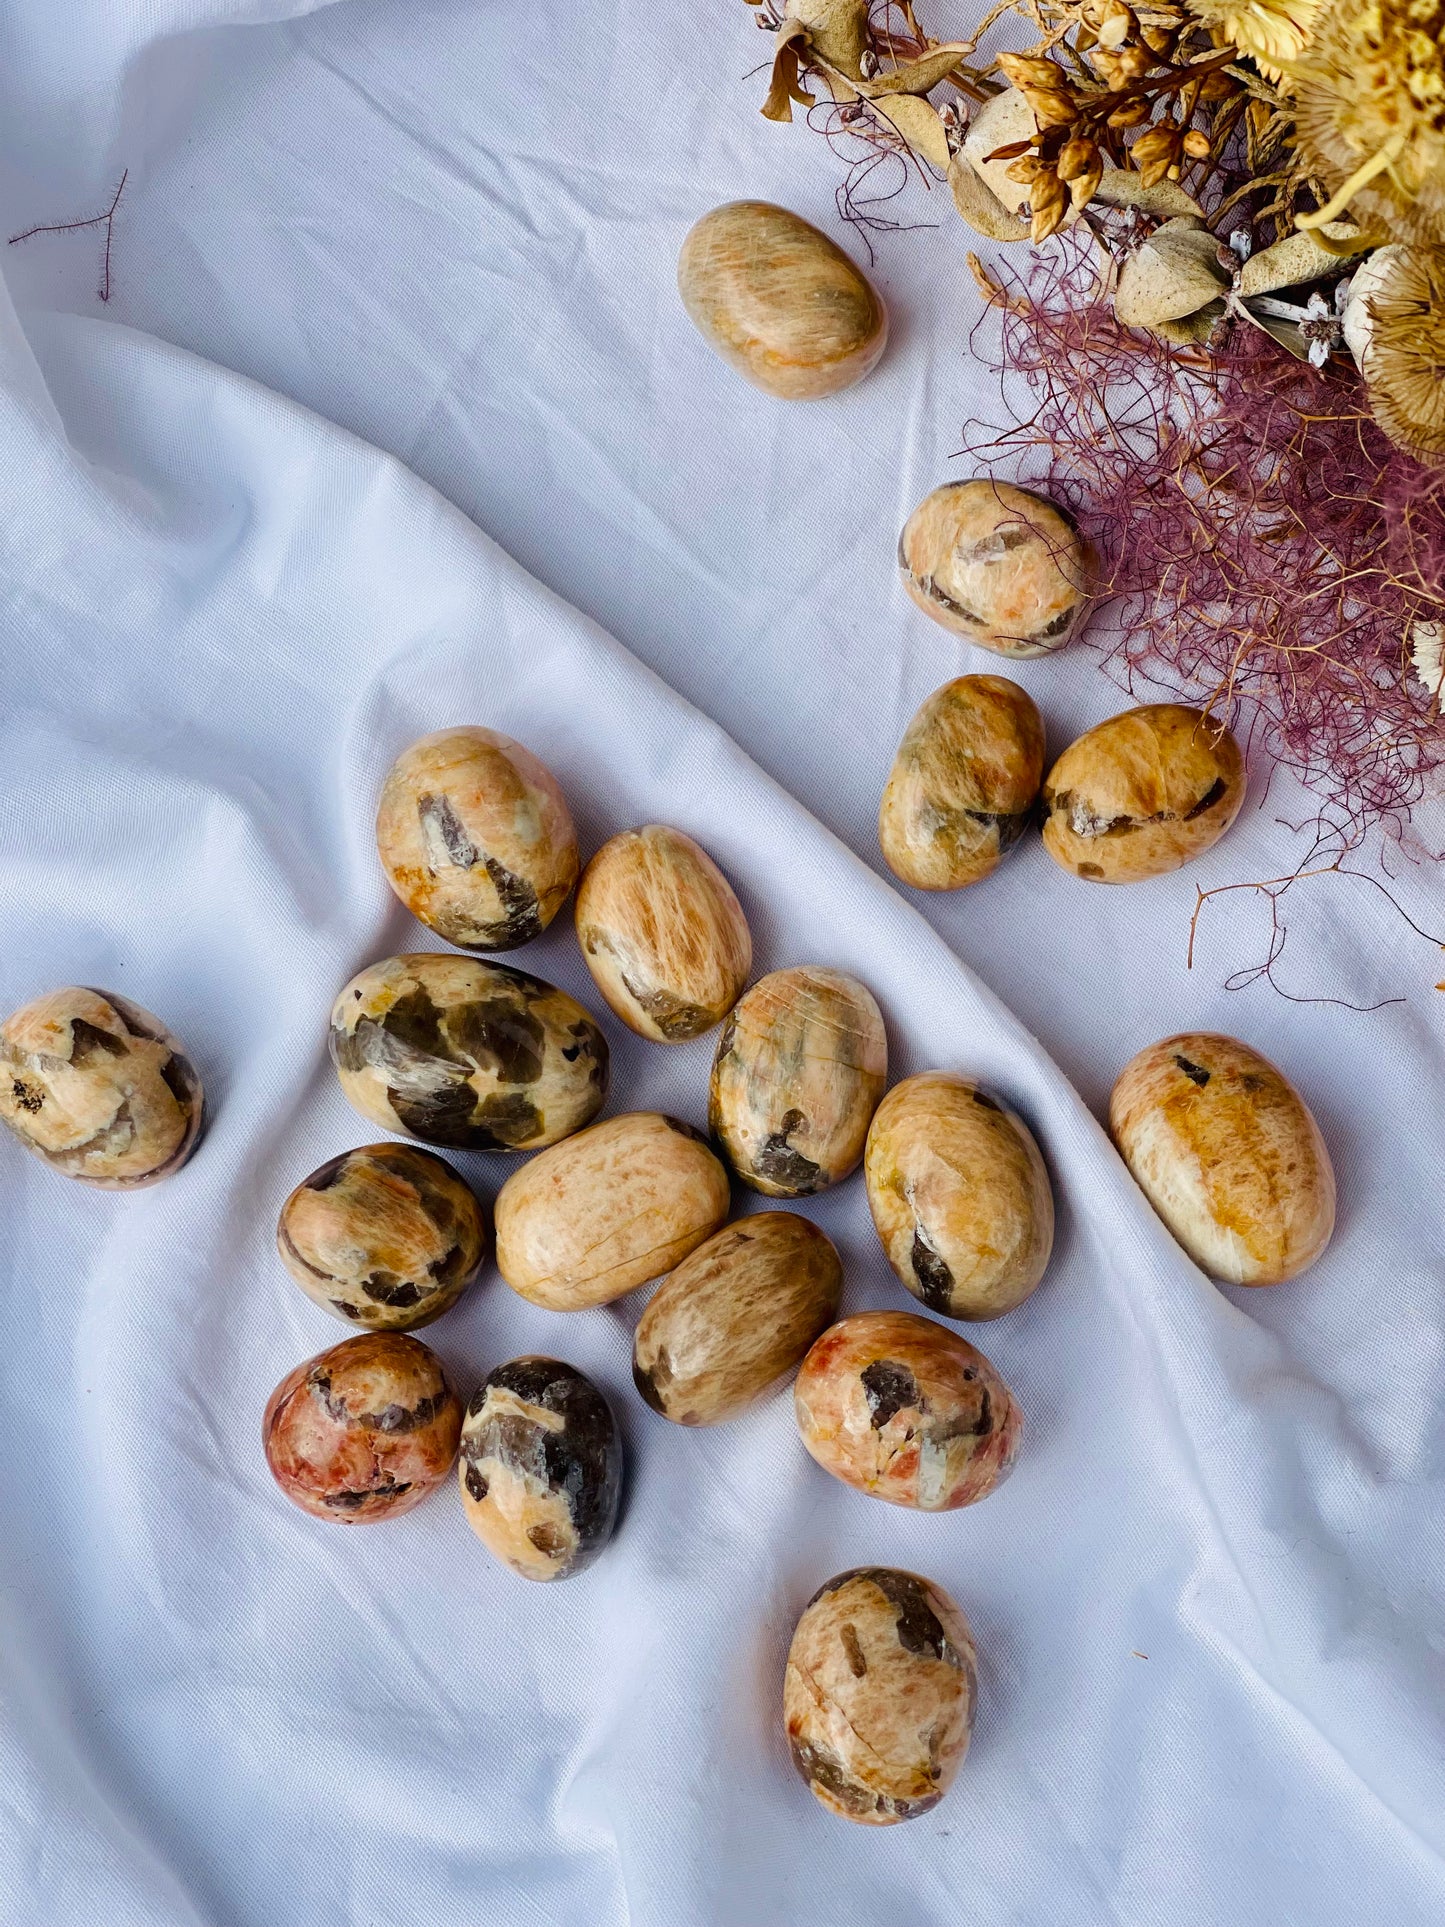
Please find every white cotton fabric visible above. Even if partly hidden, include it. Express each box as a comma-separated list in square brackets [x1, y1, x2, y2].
[2, 3, 1444, 1923]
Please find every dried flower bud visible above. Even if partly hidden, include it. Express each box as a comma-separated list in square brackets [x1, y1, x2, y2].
[1005, 153, 1045, 185]
[1070, 157, 1105, 208]
[1114, 42, 1157, 78]
[1108, 95, 1153, 127]
[1139, 22, 1177, 54]
[997, 54, 1072, 98]
[1198, 68, 1236, 101]
[1091, 47, 1126, 85]
[1057, 133, 1101, 182]
[1130, 123, 1183, 188]
[1097, 2, 1137, 49]
[1029, 169, 1070, 241]
[1182, 128, 1213, 160]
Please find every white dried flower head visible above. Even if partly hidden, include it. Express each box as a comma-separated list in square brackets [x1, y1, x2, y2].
[1410, 616, 1445, 696]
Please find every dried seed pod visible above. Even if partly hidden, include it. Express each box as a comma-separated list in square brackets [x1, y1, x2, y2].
[276, 1143, 486, 1330]
[794, 1310, 1021, 1509]
[1041, 703, 1245, 883]
[898, 480, 1092, 656]
[0, 987, 203, 1187]
[879, 675, 1045, 891]
[677, 201, 888, 401]
[329, 953, 607, 1152]
[1110, 1033, 1336, 1284]
[494, 1112, 730, 1310]
[865, 1073, 1054, 1321]
[262, 1332, 462, 1523]
[459, 1357, 621, 1581]
[575, 825, 752, 1043]
[783, 1567, 977, 1825]
[709, 967, 887, 1197]
[375, 726, 578, 951]
[633, 1213, 843, 1425]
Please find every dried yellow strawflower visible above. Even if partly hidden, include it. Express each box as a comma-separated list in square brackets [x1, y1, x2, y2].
[1345, 243, 1445, 459]
[1294, 0, 1445, 244]
[1187, 0, 1320, 80]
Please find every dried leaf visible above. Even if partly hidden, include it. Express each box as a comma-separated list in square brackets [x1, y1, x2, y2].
[853, 43, 977, 97]
[783, 0, 868, 78]
[1237, 224, 1370, 299]
[1114, 217, 1229, 328]
[867, 91, 953, 171]
[763, 21, 813, 123]
[963, 88, 1039, 214]
[1235, 300, 1314, 360]
[1092, 167, 1203, 219]
[1151, 300, 1226, 347]
[949, 156, 1029, 241]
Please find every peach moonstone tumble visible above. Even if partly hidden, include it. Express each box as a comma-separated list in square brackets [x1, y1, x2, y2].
[494, 1112, 731, 1310]
[898, 479, 1091, 656]
[0, 987, 203, 1187]
[784, 1567, 977, 1825]
[794, 1309, 1021, 1509]
[866, 1073, 1054, 1320]
[632, 1213, 843, 1425]
[276, 1142, 486, 1330]
[575, 825, 752, 1042]
[1042, 703, 1245, 883]
[459, 1357, 622, 1582]
[1110, 1033, 1335, 1284]
[375, 726, 579, 950]
[710, 966, 887, 1197]
[263, 1332, 463, 1523]
[677, 201, 888, 400]
[879, 674, 1045, 890]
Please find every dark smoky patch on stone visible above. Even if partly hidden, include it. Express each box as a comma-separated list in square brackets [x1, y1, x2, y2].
[889, 1791, 943, 1820]
[325, 1481, 410, 1510]
[427, 1240, 473, 1291]
[94, 992, 164, 1042]
[279, 1225, 335, 1283]
[618, 970, 710, 1039]
[360, 1272, 424, 1309]
[1078, 861, 1105, 878]
[1184, 776, 1229, 820]
[972, 1088, 1001, 1111]
[330, 1298, 365, 1320]
[416, 791, 479, 869]
[714, 1010, 739, 1062]
[1173, 1055, 1210, 1087]
[662, 1116, 707, 1142]
[860, 1359, 921, 1430]
[790, 1739, 871, 1816]
[11, 1078, 43, 1114]
[528, 1523, 568, 1558]
[754, 1109, 821, 1192]
[839, 1623, 868, 1679]
[389, 1079, 481, 1145]
[910, 1228, 955, 1312]
[67, 1017, 127, 1065]
[463, 1463, 489, 1502]
[158, 1051, 201, 1113]
[932, 1385, 992, 1443]
[632, 1357, 669, 1414]
[304, 1153, 349, 1192]
[487, 1357, 584, 1408]
[1239, 1071, 1266, 1092]
[1031, 603, 1077, 641]
[466, 1091, 544, 1150]
[361, 1389, 448, 1434]
[991, 807, 1035, 854]
[444, 997, 545, 1086]
[864, 1569, 949, 1661]
[378, 986, 463, 1063]
[481, 854, 543, 947]
[916, 575, 986, 630]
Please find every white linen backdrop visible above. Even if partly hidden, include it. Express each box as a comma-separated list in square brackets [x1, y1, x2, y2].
[2, 3, 1444, 1923]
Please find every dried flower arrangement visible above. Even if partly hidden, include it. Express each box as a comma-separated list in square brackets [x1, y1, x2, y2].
[745, 0, 1445, 995]
[746, 0, 1445, 456]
